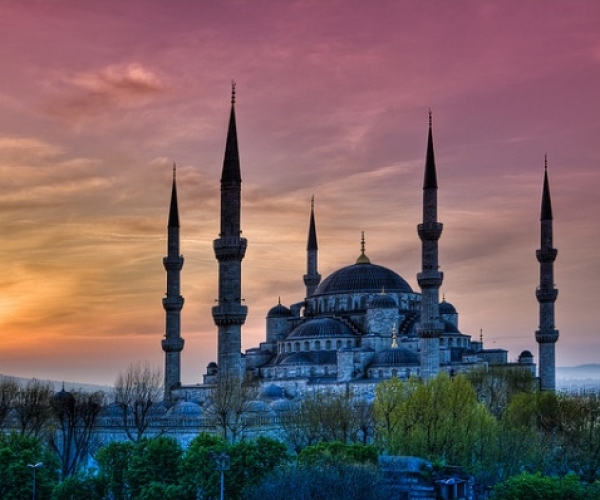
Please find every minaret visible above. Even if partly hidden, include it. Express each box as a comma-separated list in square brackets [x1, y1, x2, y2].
[535, 156, 558, 391]
[211, 83, 248, 381]
[303, 196, 321, 297]
[416, 111, 444, 380]
[162, 163, 185, 402]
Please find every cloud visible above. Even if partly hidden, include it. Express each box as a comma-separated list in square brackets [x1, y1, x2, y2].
[44, 63, 166, 121]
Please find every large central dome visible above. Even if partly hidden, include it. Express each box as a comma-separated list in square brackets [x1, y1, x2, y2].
[314, 262, 413, 296]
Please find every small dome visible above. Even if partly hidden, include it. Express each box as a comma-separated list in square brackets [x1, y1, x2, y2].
[246, 400, 274, 414]
[371, 347, 419, 367]
[53, 387, 75, 406]
[369, 294, 397, 309]
[267, 301, 293, 318]
[519, 350, 534, 362]
[100, 401, 129, 419]
[260, 384, 286, 399]
[314, 262, 413, 296]
[270, 398, 296, 412]
[288, 318, 354, 339]
[166, 401, 202, 418]
[439, 299, 457, 315]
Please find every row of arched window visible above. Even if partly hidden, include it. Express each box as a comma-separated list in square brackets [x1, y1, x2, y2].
[278, 338, 355, 354]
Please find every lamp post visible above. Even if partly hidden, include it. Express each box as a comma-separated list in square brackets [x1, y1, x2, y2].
[27, 462, 43, 500]
[210, 451, 230, 500]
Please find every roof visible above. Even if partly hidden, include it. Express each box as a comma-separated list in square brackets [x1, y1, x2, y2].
[314, 262, 413, 296]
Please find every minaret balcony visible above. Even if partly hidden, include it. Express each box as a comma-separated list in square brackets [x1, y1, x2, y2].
[417, 321, 444, 338]
[535, 288, 558, 303]
[213, 237, 247, 261]
[417, 271, 443, 288]
[163, 256, 184, 271]
[162, 296, 184, 311]
[162, 337, 184, 352]
[212, 303, 248, 326]
[418, 222, 443, 241]
[536, 248, 557, 263]
[535, 329, 559, 344]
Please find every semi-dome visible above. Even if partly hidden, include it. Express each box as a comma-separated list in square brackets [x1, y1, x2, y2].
[267, 301, 293, 318]
[287, 318, 354, 339]
[314, 262, 413, 296]
[260, 384, 286, 399]
[369, 293, 397, 309]
[370, 347, 419, 367]
[166, 401, 202, 419]
[439, 299, 457, 315]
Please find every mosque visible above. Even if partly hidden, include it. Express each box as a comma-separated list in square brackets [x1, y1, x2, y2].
[161, 86, 559, 408]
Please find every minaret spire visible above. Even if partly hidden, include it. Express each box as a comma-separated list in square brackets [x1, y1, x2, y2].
[212, 86, 248, 382]
[162, 161, 185, 403]
[417, 110, 444, 380]
[536, 156, 558, 391]
[304, 195, 321, 297]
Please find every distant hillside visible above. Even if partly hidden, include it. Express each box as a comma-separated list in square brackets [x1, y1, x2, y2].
[0, 373, 112, 393]
[556, 364, 600, 392]
[557, 364, 600, 380]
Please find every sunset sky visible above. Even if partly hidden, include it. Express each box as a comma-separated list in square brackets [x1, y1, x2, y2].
[0, 1, 599, 386]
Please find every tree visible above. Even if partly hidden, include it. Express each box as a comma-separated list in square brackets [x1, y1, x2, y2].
[0, 376, 19, 429]
[0, 432, 59, 500]
[374, 373, 498, 473]
[49, 389, 106, 478]
[281, 389, 371, 450]
[244, 462, 384, 500]
[298, 441, 378, 467]
[113, 361, 164, 442]
[179, 433, 289, 500]
[126, 436, 183, 499]
[465, 365, 536, 417]
[13, 378, 54, 438]
[374, 376, 415, 450]
[51, 471, 104, 500]
[205, 374, 259, 443]
[95, 441, 134, 500]
[490, 472, 600, 500]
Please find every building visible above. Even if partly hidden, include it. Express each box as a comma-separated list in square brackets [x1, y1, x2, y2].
[165, 87, 555, 408]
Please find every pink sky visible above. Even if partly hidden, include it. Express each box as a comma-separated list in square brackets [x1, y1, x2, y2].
[0, 0, 599, 386]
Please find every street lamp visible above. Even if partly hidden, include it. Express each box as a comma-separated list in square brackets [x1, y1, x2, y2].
[27, 462, 43, 500]
[210, 451, 230, 500]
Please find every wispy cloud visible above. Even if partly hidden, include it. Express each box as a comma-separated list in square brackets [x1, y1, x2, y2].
[44, 63, 166, 121]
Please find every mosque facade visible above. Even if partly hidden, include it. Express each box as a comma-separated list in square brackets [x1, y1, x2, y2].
[163, 88, 557, 409]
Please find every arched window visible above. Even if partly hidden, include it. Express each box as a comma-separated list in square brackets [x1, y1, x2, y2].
[294, 342, 300, 352]
[325, 340, 331, 350]
[304, 341, 310, 351]
[315, 340, 321, 351]
[336, 340, 342, 349]
[347, 340, 352, 348]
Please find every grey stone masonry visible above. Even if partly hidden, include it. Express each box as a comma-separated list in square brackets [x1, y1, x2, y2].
[303, 197, 321, 297]
[536, 159, 558, 391]
[162, 165, 185, 403]
[212, 87, 247, 382]
[417, 113, 444, 380]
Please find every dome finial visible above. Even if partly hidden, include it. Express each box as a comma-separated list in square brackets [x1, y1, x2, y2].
[231, 80, 236, 105]
[391, 323, 398, 348]
[173, 161, 177, 180]
[428, 108, 432, 129]
[480, 328, 483, 343]
[311, 194, 314, 210]
[355, 231, 371, 264]
[544, 153, 548, 171]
